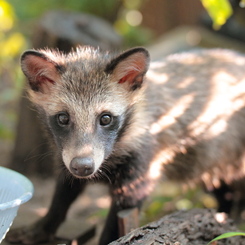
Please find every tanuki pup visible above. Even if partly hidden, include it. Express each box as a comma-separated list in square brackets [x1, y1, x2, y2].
[6, 47, 245, 244]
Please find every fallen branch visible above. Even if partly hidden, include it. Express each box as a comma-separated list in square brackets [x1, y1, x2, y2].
[110, 209, 245, 245]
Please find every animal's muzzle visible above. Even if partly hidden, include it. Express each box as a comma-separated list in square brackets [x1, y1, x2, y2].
[70, 157, 94, 177]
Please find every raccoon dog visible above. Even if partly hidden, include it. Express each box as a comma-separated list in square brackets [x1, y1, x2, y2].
[6, 46, 245, 244]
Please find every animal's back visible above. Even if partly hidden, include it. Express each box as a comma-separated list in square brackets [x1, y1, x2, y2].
[145, 49, 245, 188]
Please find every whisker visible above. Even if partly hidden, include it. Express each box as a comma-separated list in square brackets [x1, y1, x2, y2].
[38, 151, 55, 162]
[103, 166, 112, 175]
[98, 167, 112, 184]
[24, 142, 54, 162]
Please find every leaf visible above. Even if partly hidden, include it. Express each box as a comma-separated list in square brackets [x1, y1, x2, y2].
[0, 0, 15, 31]
[0, 32, 26, 57]
[201, 0, 233, 29]
[207, 232, 245, 244]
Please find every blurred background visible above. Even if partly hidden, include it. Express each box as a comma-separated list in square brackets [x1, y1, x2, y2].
[1, 0, 245, 244]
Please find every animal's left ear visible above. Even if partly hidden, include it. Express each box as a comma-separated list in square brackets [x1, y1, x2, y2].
[105, 47, 150, 91]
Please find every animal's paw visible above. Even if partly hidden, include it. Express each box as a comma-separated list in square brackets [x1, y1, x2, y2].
[5, 222, 54, 244]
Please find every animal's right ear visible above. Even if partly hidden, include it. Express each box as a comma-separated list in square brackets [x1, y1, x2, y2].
[21, 50, 64, 93]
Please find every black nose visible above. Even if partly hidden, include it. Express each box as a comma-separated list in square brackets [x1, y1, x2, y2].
[70, 157, 94, 177]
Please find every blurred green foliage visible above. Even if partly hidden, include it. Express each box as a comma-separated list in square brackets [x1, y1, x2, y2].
[201, 0, 233, 29]
[0, 0, 26, 140]
[6, 0, 153, 47]
[8, 0, 119, 20]
[0, 0, 26, 63]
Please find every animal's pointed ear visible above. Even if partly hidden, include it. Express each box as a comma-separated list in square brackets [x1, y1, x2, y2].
[21, 50, 64, 93]
[105, 47, 150, 91]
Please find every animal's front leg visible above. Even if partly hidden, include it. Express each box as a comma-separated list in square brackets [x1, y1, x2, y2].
[6, 171, 86, 244]
[99, 171, 155, 245]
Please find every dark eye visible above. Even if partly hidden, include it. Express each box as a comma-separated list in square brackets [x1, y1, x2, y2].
[100, 114, 112, 126]
[57, 112, 70, 126]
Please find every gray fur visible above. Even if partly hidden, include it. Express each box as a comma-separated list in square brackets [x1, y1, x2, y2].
[22, 47, 245, 189]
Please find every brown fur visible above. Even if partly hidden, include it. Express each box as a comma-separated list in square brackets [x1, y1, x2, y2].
[24, 46, 245, 194]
